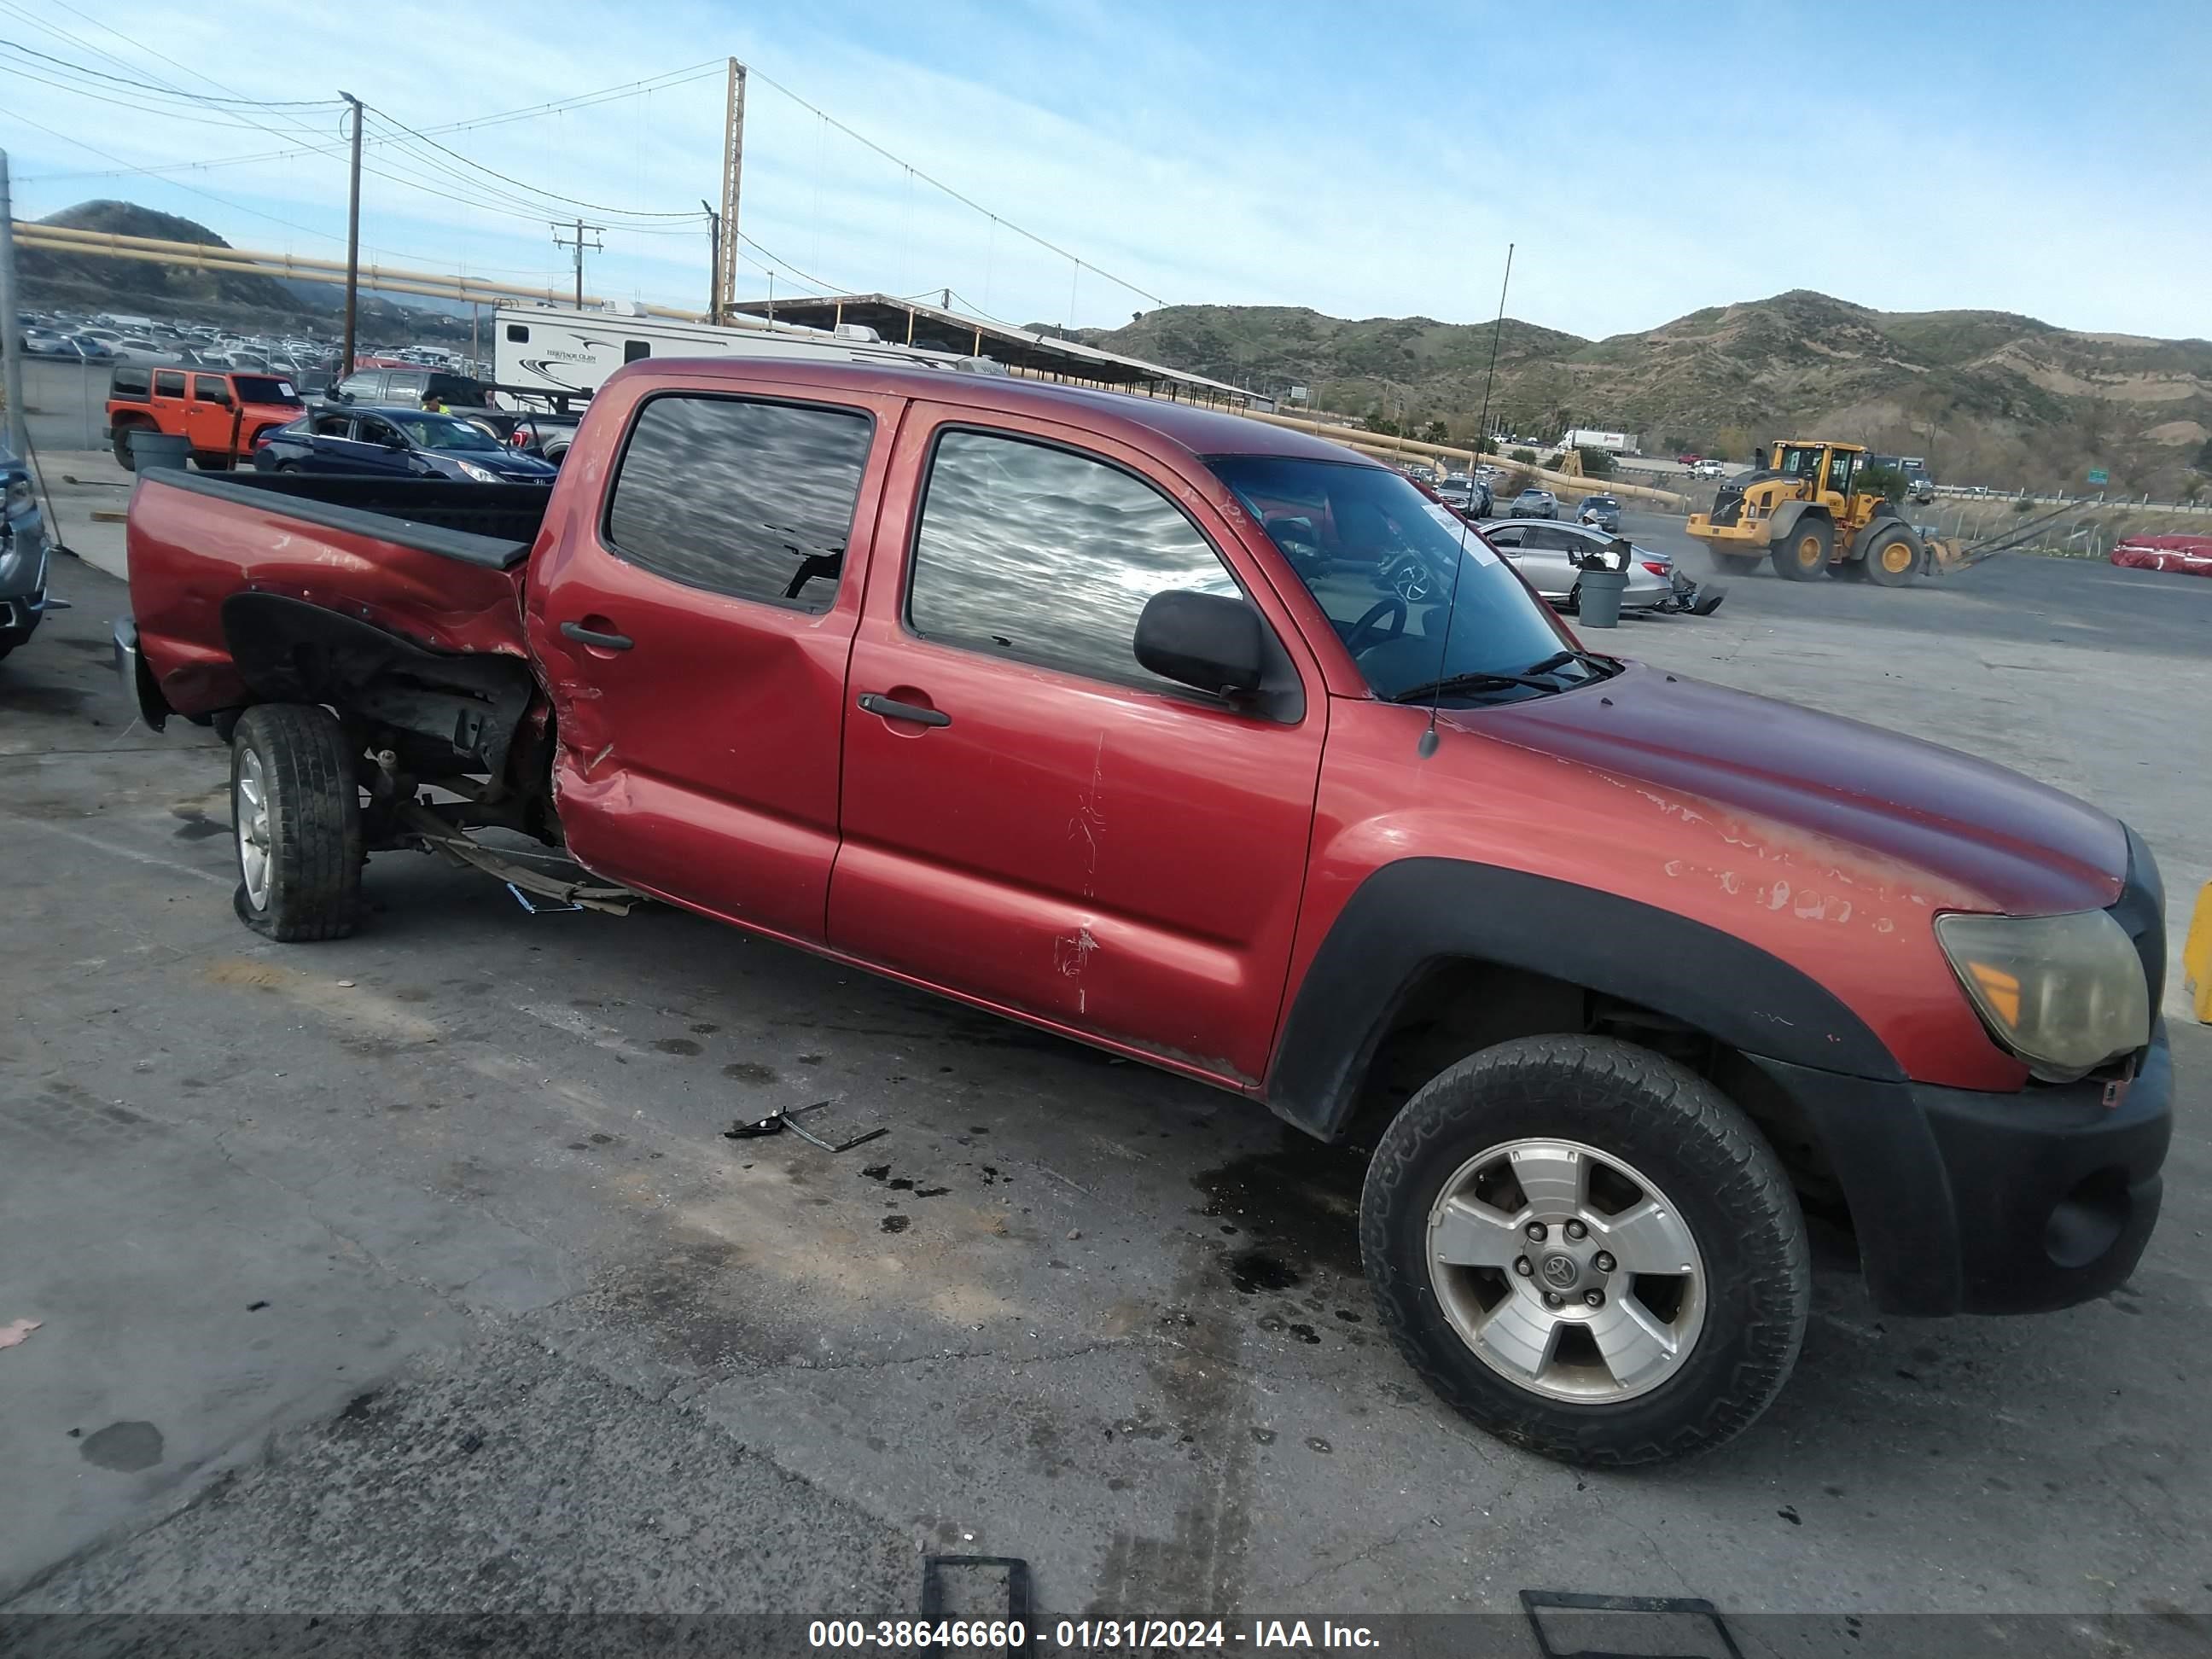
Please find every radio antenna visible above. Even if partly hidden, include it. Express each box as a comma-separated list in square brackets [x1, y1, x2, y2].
[1419, 240, 1514, 759]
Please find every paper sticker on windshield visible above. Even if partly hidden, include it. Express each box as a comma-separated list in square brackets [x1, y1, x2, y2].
[1421, 502, 1498, 563]
[276, 381, 296, 399]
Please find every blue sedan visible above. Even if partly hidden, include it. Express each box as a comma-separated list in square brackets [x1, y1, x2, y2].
[254, 405, 557, 483]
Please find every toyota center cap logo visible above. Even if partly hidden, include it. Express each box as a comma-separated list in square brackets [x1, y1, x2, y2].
[1540, 1254, 1580, 1289]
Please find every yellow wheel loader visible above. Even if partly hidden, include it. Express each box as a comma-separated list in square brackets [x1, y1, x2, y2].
[1685, 440, 1965, 585]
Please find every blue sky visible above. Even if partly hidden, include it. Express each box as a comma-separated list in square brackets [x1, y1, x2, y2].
[3, 0, 2206, 340]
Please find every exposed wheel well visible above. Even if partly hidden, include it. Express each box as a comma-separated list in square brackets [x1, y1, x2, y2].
[1341, 957, 1851, 1230]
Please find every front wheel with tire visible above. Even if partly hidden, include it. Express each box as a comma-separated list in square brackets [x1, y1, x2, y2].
[1859, 525, 1922, 587]
[1770, 518, 1833, 580]
[230, 703, 363, 942]
[1361, 1034, 1808, 1467]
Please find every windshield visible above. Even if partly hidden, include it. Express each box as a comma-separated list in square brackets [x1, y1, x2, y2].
[1209, 454, 1592, 703]
[390, 414, 501, 451]
[232, 375, 303, 406]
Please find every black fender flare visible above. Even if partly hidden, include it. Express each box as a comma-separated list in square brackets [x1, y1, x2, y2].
[219, 591, 537, 777]
[1764, 498, 1830, 550]
[1265, 859, 1904, 1141]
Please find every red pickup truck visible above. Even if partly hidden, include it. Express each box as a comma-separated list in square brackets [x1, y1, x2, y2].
[116, 358, 2171, 1467]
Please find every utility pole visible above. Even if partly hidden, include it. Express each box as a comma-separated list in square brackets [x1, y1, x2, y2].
[340, 93, 363, 379]
[701, 199, 721, 324]
[717, 59, 745, 323]
[0, 151, 24, 461]
[551, 218, 603, 311]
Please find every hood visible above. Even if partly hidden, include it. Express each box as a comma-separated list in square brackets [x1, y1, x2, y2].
[1470, 661, 2124, 916]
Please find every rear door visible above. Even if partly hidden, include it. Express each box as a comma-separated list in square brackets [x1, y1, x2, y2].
[828, 409, 1327, 1085]
[526, 380, 900, 940]
[151, 368, 188, 438]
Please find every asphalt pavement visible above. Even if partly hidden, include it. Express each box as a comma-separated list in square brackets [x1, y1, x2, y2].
[1, 527, 2207, 1638]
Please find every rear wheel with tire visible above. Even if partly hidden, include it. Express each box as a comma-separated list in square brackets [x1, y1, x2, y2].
[230, 704, 363, 942]
[1361, 1034, 1808, 1467]
[1770, 518, 1833, 580]
[1859, 525, 1922, 587]
[112, 424, 145, 470]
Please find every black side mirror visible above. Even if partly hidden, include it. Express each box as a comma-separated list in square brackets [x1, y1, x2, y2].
[1134, 590, 1265, 696]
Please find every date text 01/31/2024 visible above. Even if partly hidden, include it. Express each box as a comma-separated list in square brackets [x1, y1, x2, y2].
[807, 1620, 1381, 1650]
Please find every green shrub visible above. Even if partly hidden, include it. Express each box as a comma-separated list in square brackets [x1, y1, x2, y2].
[1574, 446, 1616, 478]
[1511, 446, 1538, 465]
[1856, 463, 1906, 503]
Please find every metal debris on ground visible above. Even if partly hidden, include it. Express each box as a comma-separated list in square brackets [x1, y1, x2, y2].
[722, 1099, 887, 1155]
[505, 882, 583, 915]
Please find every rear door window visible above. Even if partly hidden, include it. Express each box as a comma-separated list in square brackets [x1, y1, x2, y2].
[336, 372, 380, 402]
[154, 370, 187, 399]
[602, 393, 873, 611]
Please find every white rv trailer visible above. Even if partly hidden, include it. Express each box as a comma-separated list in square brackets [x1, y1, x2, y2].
[492, 305, 989, 400]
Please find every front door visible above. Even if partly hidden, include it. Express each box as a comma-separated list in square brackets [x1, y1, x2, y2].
[526, 381, 899, 941]
[331, 413, 415, 478]
[828, 409, 1327, 1085]
[187, 375, 237, 458]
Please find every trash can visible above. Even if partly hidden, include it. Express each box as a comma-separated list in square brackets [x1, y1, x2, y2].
[127, 429, 191, 472]
[1576, 567, 1629, 628]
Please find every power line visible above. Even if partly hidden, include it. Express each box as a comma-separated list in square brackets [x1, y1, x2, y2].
[0, 42, 343, 107]
[0, 107, 351, 246]
[0, 61, 341, 137]
[365, 104, 709, 220]
[740, 58, 1167, 310]
[14, 65, 722, 187]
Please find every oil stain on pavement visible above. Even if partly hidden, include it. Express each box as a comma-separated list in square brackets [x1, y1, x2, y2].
[79, 1422, 164, 1473]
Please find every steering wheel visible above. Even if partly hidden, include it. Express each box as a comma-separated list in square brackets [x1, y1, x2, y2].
[1380, 551, 1434, 603]
[1343, 597, 1407, 656]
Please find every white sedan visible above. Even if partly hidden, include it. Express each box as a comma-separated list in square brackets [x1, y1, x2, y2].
[1483, 519, 1723, 615]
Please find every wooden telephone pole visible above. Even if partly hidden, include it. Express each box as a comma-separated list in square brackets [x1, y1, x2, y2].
[714, 58, 745, 325]
[340, 92, 363, 377]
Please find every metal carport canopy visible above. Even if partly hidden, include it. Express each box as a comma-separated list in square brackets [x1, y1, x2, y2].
[725, 292, 1256, 406]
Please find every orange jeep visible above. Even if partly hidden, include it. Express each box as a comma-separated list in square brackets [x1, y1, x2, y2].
[105, 364, 308, 471]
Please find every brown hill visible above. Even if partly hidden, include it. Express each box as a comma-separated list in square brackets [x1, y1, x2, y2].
[1084, 292, 2212, 497]
[18, 200, 316, 321]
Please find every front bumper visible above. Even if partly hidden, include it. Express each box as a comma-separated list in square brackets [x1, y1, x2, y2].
[1755, 1024, 2172, 1316]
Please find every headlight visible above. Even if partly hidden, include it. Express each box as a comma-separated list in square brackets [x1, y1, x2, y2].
[4, 476, 30, 511]
[1935, 909, 2150, 1082]
[455, 460, 500, 483]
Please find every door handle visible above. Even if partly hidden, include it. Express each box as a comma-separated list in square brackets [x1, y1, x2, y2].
[560, 620, 634, 651]
[857, 692, 950, 727]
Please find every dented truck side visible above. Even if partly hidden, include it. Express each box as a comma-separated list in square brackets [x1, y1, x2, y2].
[119, 356, 2173, 1469]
